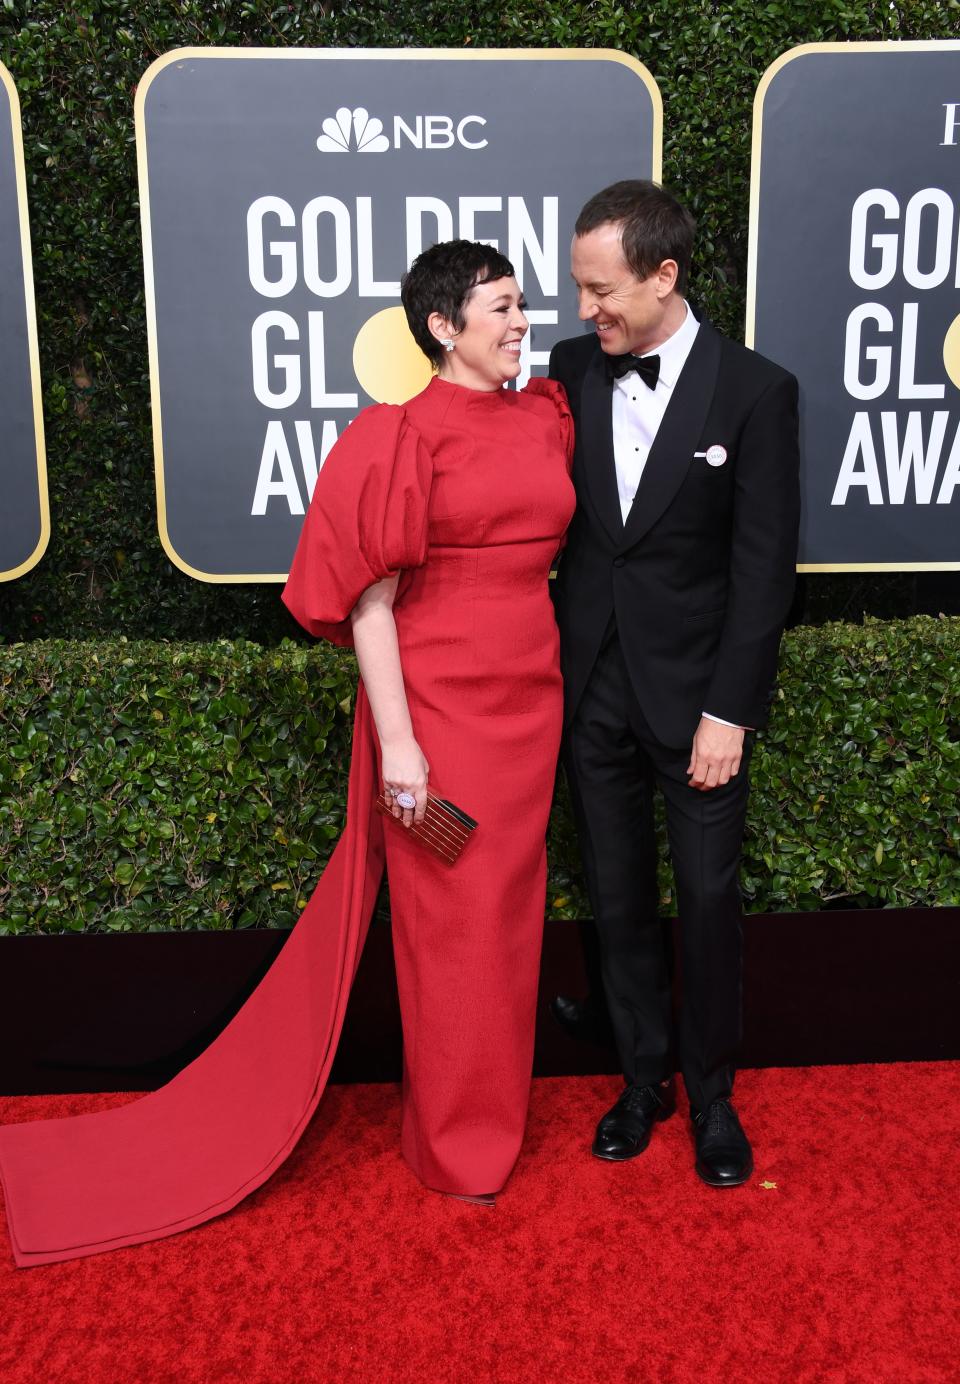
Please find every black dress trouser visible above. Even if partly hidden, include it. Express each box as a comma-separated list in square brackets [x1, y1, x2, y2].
[563, 631, 753, 1114]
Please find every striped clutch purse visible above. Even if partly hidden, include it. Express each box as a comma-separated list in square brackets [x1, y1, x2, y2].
[375, 790, 478, 864]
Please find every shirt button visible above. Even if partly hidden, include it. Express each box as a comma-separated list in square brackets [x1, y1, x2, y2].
[613, 556, 626, 568]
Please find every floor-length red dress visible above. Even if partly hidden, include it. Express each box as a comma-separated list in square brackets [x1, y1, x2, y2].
[0, 375, 574, 1267]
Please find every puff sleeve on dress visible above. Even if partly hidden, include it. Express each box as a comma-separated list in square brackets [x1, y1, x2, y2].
[282, 405, 434, 646]
[522, 377, 575, 471]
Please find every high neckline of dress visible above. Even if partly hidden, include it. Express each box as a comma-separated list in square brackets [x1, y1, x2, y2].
[428, 374, 513, 408]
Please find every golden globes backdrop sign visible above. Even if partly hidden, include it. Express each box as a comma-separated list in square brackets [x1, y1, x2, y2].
[0, 63, 48, 582]
[749, 41, 960, 571]
[136, 48, 661, 581]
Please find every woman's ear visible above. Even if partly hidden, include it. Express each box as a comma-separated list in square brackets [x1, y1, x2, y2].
[426, 310, 458, 348]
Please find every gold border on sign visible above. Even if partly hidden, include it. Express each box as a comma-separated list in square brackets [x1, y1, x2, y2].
[747, 40, 960, 574]
[135, 46, 663, 584]
[0, 62, 50, 583]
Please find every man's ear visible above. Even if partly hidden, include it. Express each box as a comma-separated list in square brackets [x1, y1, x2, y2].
[426, 310, 458, 348]
[655, 259, 680, 298]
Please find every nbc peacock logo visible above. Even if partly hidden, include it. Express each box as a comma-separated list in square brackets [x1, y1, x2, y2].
[315, 107, 488, 153]
[316, 107, 389, 154]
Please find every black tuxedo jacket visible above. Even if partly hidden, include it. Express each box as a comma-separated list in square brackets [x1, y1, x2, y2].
[549, 321, 801, 748]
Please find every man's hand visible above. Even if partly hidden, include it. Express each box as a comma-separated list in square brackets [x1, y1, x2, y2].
[687, 717, 745, 792]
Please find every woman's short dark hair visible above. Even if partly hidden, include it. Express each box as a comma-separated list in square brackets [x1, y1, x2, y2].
[575, 180, 696, 294]
[401, 240, 516, 366]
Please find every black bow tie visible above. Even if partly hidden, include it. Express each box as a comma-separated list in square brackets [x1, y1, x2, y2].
[606, 352, 660, 389]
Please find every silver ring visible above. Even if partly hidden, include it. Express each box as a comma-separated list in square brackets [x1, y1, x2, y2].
[384, 786, 397, 796]
[395, 791, 416, 810]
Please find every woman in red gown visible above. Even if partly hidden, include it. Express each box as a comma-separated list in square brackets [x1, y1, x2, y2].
[0, 241, 574, 1265]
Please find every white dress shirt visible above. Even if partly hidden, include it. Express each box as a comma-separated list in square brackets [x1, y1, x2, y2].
[612, 300, 700, 522]
[611, 303, 745, 732]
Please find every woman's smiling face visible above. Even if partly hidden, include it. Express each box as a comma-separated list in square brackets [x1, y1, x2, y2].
[434, 276, 528, 390]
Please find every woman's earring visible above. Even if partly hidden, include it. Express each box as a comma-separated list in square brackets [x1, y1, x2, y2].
[440, 338, 455, 352]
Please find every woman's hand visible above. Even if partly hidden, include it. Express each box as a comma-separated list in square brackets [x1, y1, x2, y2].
[381, 737, 430, 826]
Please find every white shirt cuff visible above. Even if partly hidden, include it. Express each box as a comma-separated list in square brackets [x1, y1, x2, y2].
[702, 712, 752, 731]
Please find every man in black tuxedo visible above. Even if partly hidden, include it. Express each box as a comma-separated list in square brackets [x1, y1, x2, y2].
[549, 180, 800, 1186]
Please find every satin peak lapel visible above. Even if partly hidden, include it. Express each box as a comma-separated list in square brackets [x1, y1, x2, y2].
[579, 347, 623, 546]
[619, 324, 722, 552]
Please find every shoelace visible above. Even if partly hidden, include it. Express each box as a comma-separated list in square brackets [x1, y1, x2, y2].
[621, 1084, 660, 1114]
[703, 1099, 735, 1135]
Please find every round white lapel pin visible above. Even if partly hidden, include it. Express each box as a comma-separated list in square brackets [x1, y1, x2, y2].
[706, 445, 727, 467]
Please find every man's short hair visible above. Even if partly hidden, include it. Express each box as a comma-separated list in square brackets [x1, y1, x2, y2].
[575, 180, 696, 294]
[401, 239, 516, 367]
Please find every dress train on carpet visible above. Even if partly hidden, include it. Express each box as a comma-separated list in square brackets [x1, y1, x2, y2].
[0, 694, 383, 1268]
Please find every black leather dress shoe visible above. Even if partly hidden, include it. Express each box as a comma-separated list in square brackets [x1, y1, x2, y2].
[592, 1080, 676, 1161]
[691, 1098, 753, 1187]
[550, 993, 614, 1046]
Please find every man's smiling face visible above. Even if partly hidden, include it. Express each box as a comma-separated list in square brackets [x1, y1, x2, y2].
[570, 222, 671, 357]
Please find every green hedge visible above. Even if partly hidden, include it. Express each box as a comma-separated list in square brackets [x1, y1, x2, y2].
[0, 639, 356, 934]
[2, 617, 958, 935]
[0, 0, 958, 642]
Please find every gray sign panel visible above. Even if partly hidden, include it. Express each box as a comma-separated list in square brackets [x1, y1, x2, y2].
[136, 48, 661, 581]
[0, 64, 47, 582]
[749, 41, 960, 571]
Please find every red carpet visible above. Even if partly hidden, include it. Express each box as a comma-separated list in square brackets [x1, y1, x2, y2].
[1, 1063, 957, 1383]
